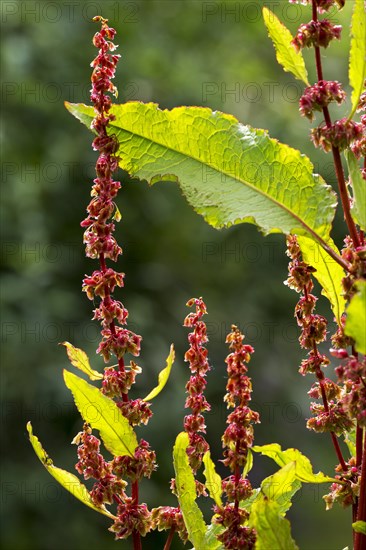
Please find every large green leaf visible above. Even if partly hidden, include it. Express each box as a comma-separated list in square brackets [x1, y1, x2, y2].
[262, 7, 309, 85]
[27, 422, 116, 519]
[345, 280, 366, 354]
[173, 432, 207, 550]
[63, 370, 138, 457]
[143, 344, 175, 401]
[345, 150, 366, 231]
[66, 102, 338, 258]
[297, 236, 346, 323]
[249, 494, 299, 550]
[252, 443, 335, 483]
[61, 341, 103, 381]
[261, 462, 302, 516]
[203, 450, 223, 506]
[348, 0, 366, 118]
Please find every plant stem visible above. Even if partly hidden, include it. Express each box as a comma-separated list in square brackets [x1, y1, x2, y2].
[131, 481, 142, 550]
[164, 526, 176, 550]
[354, 431, 366, 550]
[311, 1, 360, 249]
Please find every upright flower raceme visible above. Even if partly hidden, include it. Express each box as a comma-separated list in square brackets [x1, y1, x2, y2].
[74, 17, 156, 542]
[183, 297, 211, 474]
[214, 325, 259, 550]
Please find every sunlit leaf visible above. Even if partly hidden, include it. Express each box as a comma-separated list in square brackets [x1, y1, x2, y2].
[344, 428, 356, 457]
[345, 280, 366, 354]
[173, 432, 207, 549]
[262, 7, 309, 85]
[249, 494, 299, 550]
[63, 370, 138, 457]
[27, 422, 116, 519]
[143, 344, 175, 401]
[345, 150, 366, 231]
[348, 0, 366, 118]
[66, 102, 338, 259]
[353, 521, 366, 535]
[61, 341, 103, 381]
[203, 451, 223, 506]
[201, 523, 224, 550]
[297, 236, 346, 323]
[261, 462, 302, 515]
[252, 443, 335, 483]
[243, 447, 253, 478]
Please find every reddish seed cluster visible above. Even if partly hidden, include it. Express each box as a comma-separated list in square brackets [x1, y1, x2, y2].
[299, 80, 345, 120]
[311, 118, 363, 153]
[323, 457, 360, 510]
[151, 506, 188, 543]
[213, 325, 258, 550]
[292, 19, 342, 52]
[183, 297, 211, 472]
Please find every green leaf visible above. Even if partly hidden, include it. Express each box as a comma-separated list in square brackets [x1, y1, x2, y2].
[61, 341, 103, 381]
[261, 462, 302, 516]
[239, 487, 261, 512]
[262, 7, 309, 85]
[344, 428, 356, 457]
[297, 236, 346, 324]
[353, 521, 366, 535]
[345, 280, 366, 354]
[173, 432, 207, 549]
[203, 451, 223, 506]
[252, 443, 335, 483]
[249, 494, 299, 550]
[66, 102, 337, 257]
[63, 370, 138, 457]
[348, 0, 366, 119]
[143, 344, 175, 401]
[201, 523, 224, 550]
[27, 422, 116, 519]
[243, 447, 253, 478]
[345, 150, 366, 231]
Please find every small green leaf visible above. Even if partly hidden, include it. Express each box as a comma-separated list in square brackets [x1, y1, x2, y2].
[344, 428, 356, 457]
[262, 7, 309, 85]
[249, 494, 299, 550]
[201, 523, 224, 550]
[353, 521, 366, 535]
[27, 422, 116, 519]
[252, 443, 335, 483]
[261, 462, 302, 516]
[345, 150, 366, 231]
[63, 370, 138, 457]
[239, 487, 261, 512]
[243, 447, 253, 478]
[345, 280, 366, 354]
[173, 432, 207, 549]
[61, 342, 103, 381]
[143, 344, 175, 401]
[297, 236, 346, 324]
[348, 0, 366, 118]
[203, 451, 223, 506]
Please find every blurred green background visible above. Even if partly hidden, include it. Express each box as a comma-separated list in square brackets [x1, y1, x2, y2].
[1, 1, 357, 548]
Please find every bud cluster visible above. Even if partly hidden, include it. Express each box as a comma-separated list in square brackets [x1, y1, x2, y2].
[183, 297, 211, 473]
[213, 325, 259, 550]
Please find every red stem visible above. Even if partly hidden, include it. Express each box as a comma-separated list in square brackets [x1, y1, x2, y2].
[164, 526, 176, 550]
[131, 481, 142, 550]
[311, 1, 360, 249]
[354, 432, 366, 550]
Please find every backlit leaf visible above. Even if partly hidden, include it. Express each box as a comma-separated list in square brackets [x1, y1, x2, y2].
[297, 236, 346, 323]
[61, 341, 103, 381]
[173, 432, 207, 549]
[345, 150, 366, 231]
[66, 102, 338, 260]
[249, 494, 299, 550]
[345, 280, 366, 354]
[143, 344, 175, 401]
[203, 450, 223, 506]
[263, 7, 309, 85]
[63, 370, 138, 457]
[27, 422, 116, 519]
[352, 521, 366, 535]
[348, 0, 366, 118]
[252, 443, 335, 483]
[261, 461, 302, 515]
